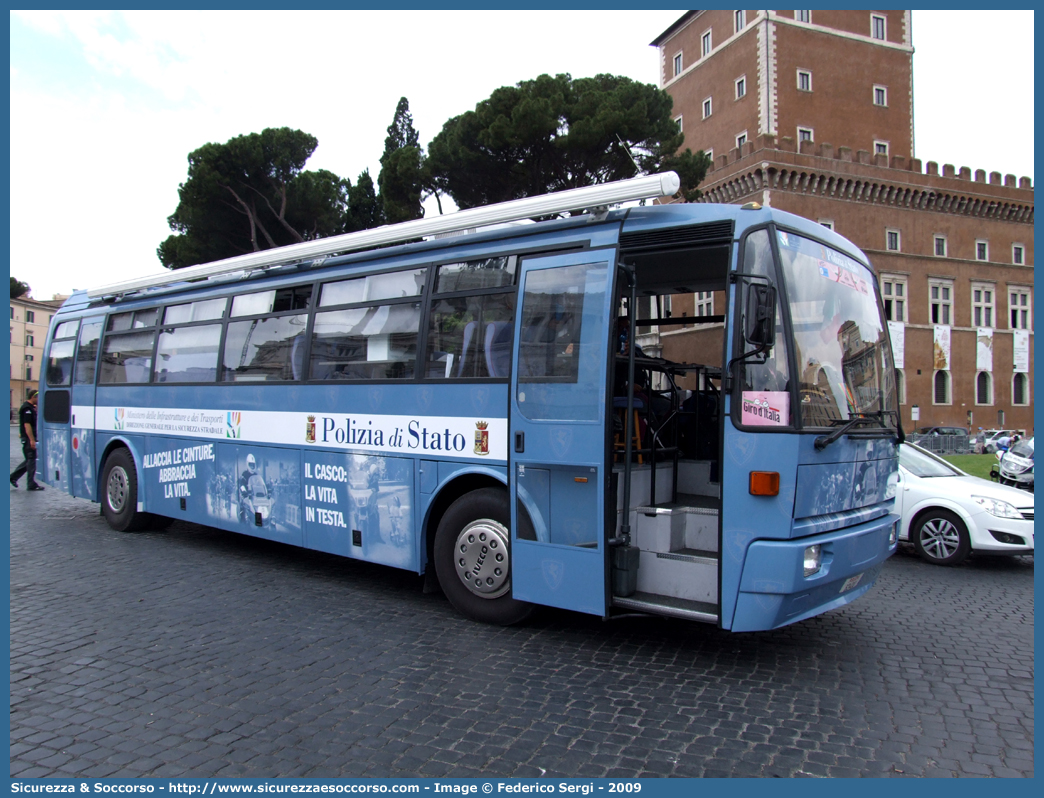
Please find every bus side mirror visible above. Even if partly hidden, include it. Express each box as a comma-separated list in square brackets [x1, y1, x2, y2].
[744, 284, 776, 347]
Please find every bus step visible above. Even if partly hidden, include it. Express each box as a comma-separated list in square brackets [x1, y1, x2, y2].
[634, 502, 718, 554]
[611, 591, 718, 624]
[635, 549, 718, 604]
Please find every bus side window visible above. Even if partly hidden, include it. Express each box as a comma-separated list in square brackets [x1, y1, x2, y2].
[222, 314, 308, 382]
[425, 256, 517, 380]
[99, 330, 157, 384]
[74, 320, 103, 385]
[310, 303, 421, 380]
[154, 324, 222, 383]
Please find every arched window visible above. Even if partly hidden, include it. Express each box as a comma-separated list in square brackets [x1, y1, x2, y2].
[933, 370, 950, 404]
[976, 372, 992, 405]
[1012, 373, 1029, 406]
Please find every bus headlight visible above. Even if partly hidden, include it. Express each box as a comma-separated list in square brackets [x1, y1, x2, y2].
[803, 544, 822, 577]
[889, 522, 898, 546]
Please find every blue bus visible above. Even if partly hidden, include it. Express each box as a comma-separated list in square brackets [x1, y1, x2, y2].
[38, 173, 901, 631]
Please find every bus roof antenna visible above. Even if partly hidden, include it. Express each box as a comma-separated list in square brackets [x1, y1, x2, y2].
[87, 171, 681, 300]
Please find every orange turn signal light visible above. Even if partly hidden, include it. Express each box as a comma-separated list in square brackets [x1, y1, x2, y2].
[749, 471, 780, 496]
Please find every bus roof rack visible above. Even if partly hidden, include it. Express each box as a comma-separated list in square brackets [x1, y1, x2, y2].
[87, 171, 681, 300]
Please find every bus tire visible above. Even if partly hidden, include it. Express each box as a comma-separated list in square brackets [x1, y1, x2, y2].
[101, 449, 148, 533]
[434, 487, 533, 625]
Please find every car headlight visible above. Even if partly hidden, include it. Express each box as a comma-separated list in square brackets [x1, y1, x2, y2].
[803, 544, 822, 577]
[971, 495, 1022, 519]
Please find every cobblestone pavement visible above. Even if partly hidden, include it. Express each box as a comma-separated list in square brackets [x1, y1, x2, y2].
[10, 430, 1034, 778]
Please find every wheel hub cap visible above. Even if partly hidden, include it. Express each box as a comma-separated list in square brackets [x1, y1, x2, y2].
[107, 466, 128, 512]
[920, 518, 959, 559]
[454, 519, 510, 599]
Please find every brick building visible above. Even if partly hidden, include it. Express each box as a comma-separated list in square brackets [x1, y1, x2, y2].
[651, 9, 1033, 434]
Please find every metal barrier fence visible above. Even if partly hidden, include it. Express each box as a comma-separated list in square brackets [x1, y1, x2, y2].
[908, 434, 972, 455]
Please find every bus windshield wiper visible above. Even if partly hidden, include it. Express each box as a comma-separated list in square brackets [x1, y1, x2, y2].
[814, 410, 900, 450]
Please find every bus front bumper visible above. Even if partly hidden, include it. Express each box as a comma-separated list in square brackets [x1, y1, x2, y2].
[730, 512, 899, 632]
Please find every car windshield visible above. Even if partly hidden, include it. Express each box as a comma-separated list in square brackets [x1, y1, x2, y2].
[1009, 438, 1034, 458]
[899, 444, 962, 477]
[776, 231, 897, 426]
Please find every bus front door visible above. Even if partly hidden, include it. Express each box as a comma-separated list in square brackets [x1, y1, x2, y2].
[509, 251, 614, 617]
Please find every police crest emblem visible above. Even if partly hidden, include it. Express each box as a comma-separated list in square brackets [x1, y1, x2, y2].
[474, 421, 489, 456]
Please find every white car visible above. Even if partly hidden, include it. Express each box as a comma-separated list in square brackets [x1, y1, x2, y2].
[896, 443, 1034, 565]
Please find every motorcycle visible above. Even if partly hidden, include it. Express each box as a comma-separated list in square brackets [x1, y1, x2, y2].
[993, 437, 1034, 492]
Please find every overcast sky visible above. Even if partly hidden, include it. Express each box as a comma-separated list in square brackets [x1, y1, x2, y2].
[9, 10, 1034, 301]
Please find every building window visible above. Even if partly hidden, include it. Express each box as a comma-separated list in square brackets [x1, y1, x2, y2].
[929, 280, 953, 325]
[797, 70, 812, 92]
[818, 219, 834, 231]
[886, 229, 900, 252]
[702, 30, 712, 58]
[695, 291, 714, 317]
[735, 76, 746, 99]
[735, 10, 746, 32]
[1012, 244, 1024, 265]
[971, 283, 995, 328]
[896, 369, 905, 405]
[872, 14, 886, 40]
[933, 370, 950, 405]
[881, 275, 907, 322]
[976, 240, 989, 261]
[25, 366, 32, 382]
[735, 132, 747, 149]
[1009, 287, 1032, 330]
[796, 10, 811, 23]
[797, 127, 814, 143]
[704, 149, 713, 164]
[1012, 373, 1029, 405]
[934, 236, 947, 257]
[702, 97, 712, 119]
[24, 354, 33, 362]
[26, 310, 35, 323]
[674, 115, 683, 132]
[25, 334, 33, 347]
[873, 85, 888, 106]
[976, 372, 993, 405]
[874, 141, 889, 157]
[9, 307, 13, 319]
[673, 52, 683, 77]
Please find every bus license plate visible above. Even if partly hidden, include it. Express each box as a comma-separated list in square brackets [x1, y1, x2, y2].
[840, 574, 863, 593]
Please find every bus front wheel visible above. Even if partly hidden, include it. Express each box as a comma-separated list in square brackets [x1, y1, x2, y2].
[101, 449, 148, 533]
[434, 488, 533, 625]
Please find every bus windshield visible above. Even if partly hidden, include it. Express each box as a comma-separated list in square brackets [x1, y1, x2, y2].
[776, 230, 897, 427]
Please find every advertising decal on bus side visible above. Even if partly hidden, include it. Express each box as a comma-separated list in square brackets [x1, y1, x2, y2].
[89, 406, 508, 460]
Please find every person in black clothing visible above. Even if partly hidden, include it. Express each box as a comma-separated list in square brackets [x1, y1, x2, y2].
[11, 390, 43, 491]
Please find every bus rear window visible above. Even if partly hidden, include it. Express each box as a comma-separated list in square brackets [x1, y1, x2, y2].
[46, 339, 76, 386]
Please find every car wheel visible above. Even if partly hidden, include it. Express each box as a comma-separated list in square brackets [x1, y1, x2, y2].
[101, 448, 148, 533]
[912, 509, 970, 566]
[433, 487, 533, 625]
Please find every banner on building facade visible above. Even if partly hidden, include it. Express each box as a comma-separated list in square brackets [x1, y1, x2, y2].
[976, 328, 993, 372]
[933, 325, 951, 371]
[887, 321, 904, 369]
[1013, 329, 1030, 373]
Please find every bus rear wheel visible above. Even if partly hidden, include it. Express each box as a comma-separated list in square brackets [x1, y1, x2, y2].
[101, 448, 148, 533]
[434, 488, 533, 625]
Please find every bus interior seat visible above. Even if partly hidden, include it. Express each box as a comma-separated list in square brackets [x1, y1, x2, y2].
[484, 321, 512, 377]
[455, 321, 477, 378]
